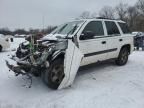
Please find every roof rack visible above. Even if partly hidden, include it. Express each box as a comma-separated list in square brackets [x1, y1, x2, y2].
[76, 17, 121, 21]
[96, 17, 121, 21]
[96, 17, 108, 19]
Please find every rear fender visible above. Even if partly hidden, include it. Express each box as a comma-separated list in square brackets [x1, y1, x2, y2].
[58, 40, 83, 89]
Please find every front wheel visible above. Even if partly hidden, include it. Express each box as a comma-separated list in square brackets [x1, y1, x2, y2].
[115, 47, 129, 66]
[41, 58, 65, 89]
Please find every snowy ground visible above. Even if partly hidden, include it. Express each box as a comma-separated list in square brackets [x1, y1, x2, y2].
[0, 38, 144, 108]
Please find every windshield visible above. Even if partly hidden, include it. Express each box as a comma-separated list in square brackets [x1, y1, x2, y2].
[51, 21, 84, 35]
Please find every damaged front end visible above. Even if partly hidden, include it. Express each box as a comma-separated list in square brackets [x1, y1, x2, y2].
[6, 35, 83, 89]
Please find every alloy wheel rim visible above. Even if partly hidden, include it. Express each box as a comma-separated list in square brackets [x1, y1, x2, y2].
[51, 65, 64, 84]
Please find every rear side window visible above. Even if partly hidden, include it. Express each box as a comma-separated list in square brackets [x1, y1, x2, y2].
[118, 22, 131, 34]
[82, 21, 104, 36]
[105, 21, 120, 35]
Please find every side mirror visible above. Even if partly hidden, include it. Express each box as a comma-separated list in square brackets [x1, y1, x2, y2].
[80, 31, 95, 40]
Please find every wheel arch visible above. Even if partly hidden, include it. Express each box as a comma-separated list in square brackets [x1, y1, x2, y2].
[0, 44, 3, 52]
[52, 51, 65, 61]
[120, 44, 131, 54]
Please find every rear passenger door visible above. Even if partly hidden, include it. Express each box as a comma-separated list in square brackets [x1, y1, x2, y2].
[78, 21, 108, 66]
[104, 21, 122, 59]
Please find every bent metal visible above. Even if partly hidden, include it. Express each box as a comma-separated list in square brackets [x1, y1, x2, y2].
[6, 18, 134, 89]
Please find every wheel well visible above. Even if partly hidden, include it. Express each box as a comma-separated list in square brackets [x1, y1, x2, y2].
[121, 44, 131, 54]
[56, 53, 65, 59]
[52, 52, 65, 61]
[0, 45, 2, 50]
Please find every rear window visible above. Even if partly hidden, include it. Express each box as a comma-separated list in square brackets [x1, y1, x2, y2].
[118, 22, 131, 34]
[105, 21, 120, 35]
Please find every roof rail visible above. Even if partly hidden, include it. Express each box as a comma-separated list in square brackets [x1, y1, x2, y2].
[96, 17, 109, 19]
[96, 17, 119, 20]
[76, 17, 121, 21]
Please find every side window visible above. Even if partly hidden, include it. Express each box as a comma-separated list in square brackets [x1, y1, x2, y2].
[118, 22, 131, 34]
[105, 21, 120, 35]
[82, 21, 104, 38]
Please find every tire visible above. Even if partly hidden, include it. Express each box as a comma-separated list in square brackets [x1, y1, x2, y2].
[0, 45, 2, 52]
[115, 47, 129, 66]
[42, 58, 65, 89]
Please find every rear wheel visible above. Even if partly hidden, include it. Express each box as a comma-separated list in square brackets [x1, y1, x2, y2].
[115, 47, 129, 66]
[0, 45, 2, 52]
[42, 58, 65, 89]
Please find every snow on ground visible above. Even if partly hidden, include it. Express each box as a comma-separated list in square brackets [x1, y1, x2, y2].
[0, 38, 144, 108]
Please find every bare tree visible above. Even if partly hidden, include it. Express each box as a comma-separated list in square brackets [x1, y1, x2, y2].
[135, 0, 144, 31]
[99, 6, 115, 19]
[79, 11, 91, 19]
[127, 6, 139, 30]
[136, 0, 144, 15]
[0, 28, 12, 35]
[115, 3, 128, 20]
[14, 29, 29, 35]
[91, 12, 98, 18]
[76, 0, 144, 32]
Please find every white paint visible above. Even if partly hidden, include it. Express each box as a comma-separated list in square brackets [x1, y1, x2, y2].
[75, 19, 134, 66]
[58, 40, 83, 89]
[0, 38, 144, 108]
[0, 36, 10, 51]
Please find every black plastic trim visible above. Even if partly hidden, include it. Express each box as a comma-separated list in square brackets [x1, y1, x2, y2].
[84, 48, 117, 57]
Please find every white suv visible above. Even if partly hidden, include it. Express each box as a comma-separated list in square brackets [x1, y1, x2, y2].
[6, 18, 134, 89]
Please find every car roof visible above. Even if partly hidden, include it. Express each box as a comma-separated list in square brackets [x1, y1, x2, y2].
[75, 18, 125, 23]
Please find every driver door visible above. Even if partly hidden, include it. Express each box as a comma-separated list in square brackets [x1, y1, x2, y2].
[78, 21, 108, 66]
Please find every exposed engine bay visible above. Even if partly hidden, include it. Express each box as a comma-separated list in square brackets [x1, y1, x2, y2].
[6, 35, 83, 89]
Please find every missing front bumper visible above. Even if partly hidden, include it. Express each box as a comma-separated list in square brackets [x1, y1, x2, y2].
[6, 60, 28, 76]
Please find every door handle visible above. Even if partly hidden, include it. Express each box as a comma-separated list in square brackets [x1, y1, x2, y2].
[119, 39, 123, 42]
[102, 41, 106, 44]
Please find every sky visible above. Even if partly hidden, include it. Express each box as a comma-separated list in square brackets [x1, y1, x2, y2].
[0, 0, 138, 30]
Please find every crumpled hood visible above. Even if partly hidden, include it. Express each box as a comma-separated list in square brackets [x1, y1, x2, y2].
[41, 34, 67, 41]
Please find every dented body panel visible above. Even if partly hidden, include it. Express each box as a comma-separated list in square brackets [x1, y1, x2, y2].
[58, 40, 83, 89]
[6, 37, 83, 89]
[6, 19, 134, 89]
